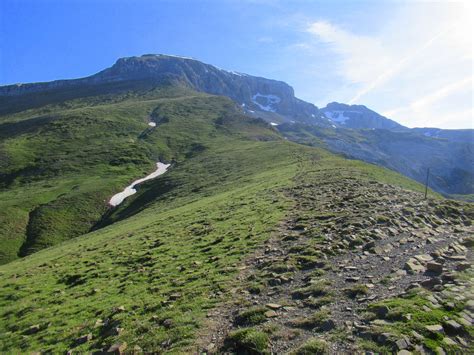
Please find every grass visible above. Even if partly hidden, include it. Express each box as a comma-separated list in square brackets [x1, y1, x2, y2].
[0, 79, 444, 352]
[225, 328, 269, 354]
[365, 289, 473, 353]
[0, 85, 277, 263]
[291, 280, 332, 299]
[288, 310, 333, 331]
[290, 338, 328, 354]
[235, 307, 268, 326]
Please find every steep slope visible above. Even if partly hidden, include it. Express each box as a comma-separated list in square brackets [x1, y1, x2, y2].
[0, 139, 471, 353]
[0, 83, 278, 264]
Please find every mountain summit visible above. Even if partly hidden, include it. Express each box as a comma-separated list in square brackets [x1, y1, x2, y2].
[1, 54, 325, 125]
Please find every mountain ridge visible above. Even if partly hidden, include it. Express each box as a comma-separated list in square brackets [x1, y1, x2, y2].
[0, 53, 472, 199]
[0, 54, 326, 126]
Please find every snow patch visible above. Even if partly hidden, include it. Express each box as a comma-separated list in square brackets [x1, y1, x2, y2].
[160, 54, 195, 60]
[270, 122, 279, 126]
[251, 93, 281, 112]
[423, 129, 441, 137]
[148, 122, 156, 127]
[109, 162, 171, 207]
[324, 110, 351, 124]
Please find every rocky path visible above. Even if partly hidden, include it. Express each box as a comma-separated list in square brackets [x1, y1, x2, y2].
[197, 168, 473, 354]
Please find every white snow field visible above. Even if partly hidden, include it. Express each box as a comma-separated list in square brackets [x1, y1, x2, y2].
[109, 162, 171, 206]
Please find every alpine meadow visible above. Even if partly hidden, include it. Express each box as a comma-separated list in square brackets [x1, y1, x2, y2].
[1, 2, 473, 353]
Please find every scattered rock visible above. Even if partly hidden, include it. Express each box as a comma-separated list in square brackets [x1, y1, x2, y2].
[421, 277, 441, 289]
[411, 330, 424, 340]
[426, 262, 443, 274]
[107, 342, 127, 354]
[425, 324, 444, 335]
[395, 337, 411, 351]
[75, 333, 92, 346]
[345, 276, 360, 282]
[162, 319, 174, 329]
[265, 310, 278, 318]
[443, 320, 462, 335]
[442, 337, 457, 346]
[372, 305, 390, 319]
[24, 324, 41, 335]
[404, 259, 425, 274]
[266, 303, 282, 310]
[415, 254, 433, 263]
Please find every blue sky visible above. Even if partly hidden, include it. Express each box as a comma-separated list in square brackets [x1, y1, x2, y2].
[1, 0, 472, 128]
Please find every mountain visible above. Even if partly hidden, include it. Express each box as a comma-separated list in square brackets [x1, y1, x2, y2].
[412, 127, 474, 143]
[0, 54, 326, 125]
[0, 54, 473, 354]
[279, 122, 474, 198]
[321, 102, 406, 130]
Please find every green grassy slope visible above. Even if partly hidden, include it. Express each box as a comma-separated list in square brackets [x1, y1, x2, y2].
[0, 145, 433, 352]
[0, 81, 440, 352]
[0, 85, 266, 263]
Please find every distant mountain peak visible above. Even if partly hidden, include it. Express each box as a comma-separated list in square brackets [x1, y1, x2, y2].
[322, 102, 406, 130]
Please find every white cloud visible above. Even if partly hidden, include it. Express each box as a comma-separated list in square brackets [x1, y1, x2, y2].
[306, 21, 391, 85]
[410, 77, 472, 111]
[301, 1, 473, 128]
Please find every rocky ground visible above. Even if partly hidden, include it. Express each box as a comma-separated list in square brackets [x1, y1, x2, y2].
[197, 168, 473, 354]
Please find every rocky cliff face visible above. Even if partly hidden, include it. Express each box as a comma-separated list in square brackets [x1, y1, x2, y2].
[0, 54, 325, 125]
[322, 102, 405, 130]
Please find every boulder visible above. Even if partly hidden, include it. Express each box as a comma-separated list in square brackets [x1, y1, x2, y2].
[426, 262, 443, 274]
[395, 338, 410, 350]
[443, 320, 463, 335]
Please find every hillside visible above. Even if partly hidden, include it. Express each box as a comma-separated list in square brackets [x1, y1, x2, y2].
[0, 55, 473, 353]
[2, 54, 471, 199]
